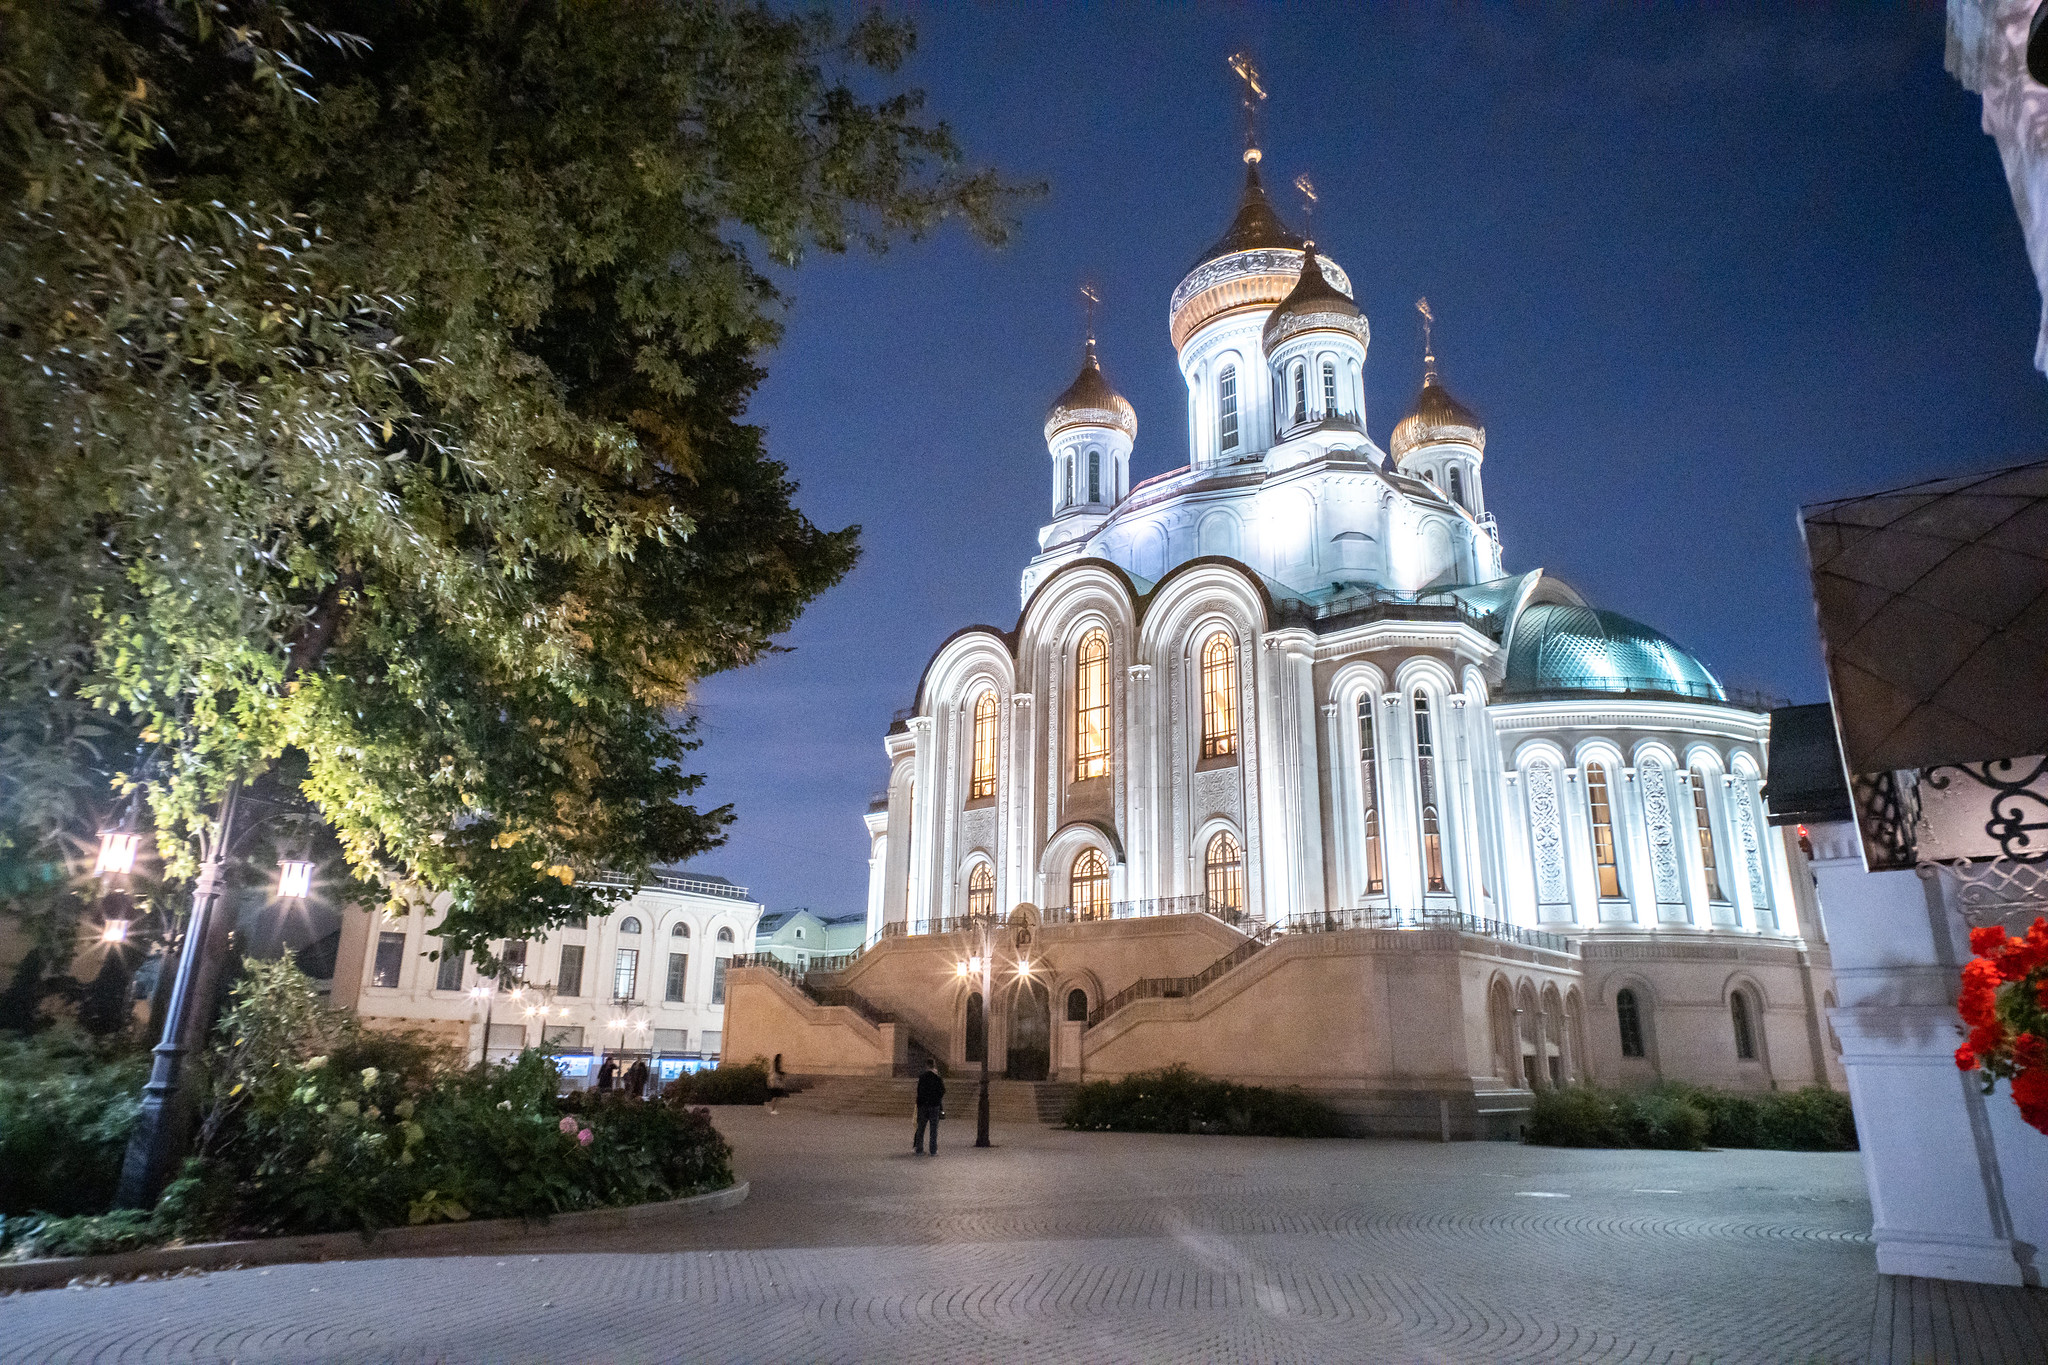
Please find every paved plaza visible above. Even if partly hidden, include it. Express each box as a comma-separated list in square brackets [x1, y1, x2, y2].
[2, 1108, 2043, 1363]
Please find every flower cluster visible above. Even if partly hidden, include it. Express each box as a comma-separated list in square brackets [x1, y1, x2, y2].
[1954, 917, 2048, 1136]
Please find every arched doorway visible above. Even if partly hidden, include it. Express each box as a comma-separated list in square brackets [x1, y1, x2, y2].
[1007, 982, 1050, 1080]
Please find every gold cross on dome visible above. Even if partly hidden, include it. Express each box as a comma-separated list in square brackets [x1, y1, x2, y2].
[1229, 52, 1267, 163]
[1080, 283, 1100, 341]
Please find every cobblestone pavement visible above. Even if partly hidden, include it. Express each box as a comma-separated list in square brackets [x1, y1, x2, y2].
[3, 1110, 2042, 1363]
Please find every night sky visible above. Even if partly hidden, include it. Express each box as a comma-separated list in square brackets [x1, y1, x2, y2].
[678, 4, 2048, 917]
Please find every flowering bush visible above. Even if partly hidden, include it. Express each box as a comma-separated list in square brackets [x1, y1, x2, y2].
[1954, 916, 2048, 1136]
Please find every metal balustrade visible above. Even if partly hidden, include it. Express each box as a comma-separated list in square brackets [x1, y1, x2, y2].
[1279, 907, 1576, 955]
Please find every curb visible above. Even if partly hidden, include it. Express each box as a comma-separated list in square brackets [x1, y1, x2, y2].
[0, 1180, 749, 1293]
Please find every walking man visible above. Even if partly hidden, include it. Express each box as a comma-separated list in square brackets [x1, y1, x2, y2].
[913, 1058, 945, 1155]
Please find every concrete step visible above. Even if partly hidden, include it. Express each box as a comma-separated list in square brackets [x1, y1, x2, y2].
[782, 1075, 1069, 1124]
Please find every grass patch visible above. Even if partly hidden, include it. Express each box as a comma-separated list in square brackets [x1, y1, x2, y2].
[1526, 1083, 1856, 1151]
[1063, 1064, 1345, 1138]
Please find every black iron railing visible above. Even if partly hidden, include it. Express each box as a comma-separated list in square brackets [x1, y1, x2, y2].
[727, 954, 894, 1028]
[1087, 923, 1277, 1029]
[1280, 907, 1575, 955]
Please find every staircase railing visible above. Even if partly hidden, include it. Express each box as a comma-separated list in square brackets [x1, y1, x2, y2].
[729, 954, 895, 1028]
[1279, 908, 1576, 955]
[1086, 922, 1278, 1029]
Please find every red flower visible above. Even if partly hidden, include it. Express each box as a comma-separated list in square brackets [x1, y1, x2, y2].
[1956, 1044, 1979, 1072]
[1957, 917, 2048, 1137]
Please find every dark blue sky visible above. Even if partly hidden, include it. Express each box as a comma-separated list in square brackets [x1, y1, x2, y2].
[679, 3, 2048, 916]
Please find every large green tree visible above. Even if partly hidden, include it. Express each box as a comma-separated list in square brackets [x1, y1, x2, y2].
[1, 0, 1027, 954]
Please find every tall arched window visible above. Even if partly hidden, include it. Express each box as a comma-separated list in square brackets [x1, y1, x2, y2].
[966, 863, 994, 919]
[1616, 988, 1646, 1058]
[1448, 467, 1464, 508]
[1321, 359, 1337, 415]
[1357, 694, 1384, 895]
[1586, 762, 1622, 898]
[1292, 363, 1307, 423]
[1217, 365, 1239, 451]
[1730, 990, 1757, 1060]
[1414, 692, 1446, 893]
[1073, 629, 1110, 781]
[1690, 768, 1723, 901]
[1070, 848, 1110, 919]
[1199, 633, 1237, 759]
[1088, 450, 1101, 503]
[1064, 457, 1074, 508]
[969, 691, 998, 800]
[1204, 832, 1244, 914]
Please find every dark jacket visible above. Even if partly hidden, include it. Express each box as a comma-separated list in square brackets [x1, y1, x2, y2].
[915, 1070, 945, 1107]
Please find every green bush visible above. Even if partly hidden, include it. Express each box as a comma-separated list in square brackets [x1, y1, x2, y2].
[0, 1028, 149, 1217]
[1063, 1064, 1346, 1138]
[661, 1059, 771, 1106]
[1526, 1083, 1855, 1152]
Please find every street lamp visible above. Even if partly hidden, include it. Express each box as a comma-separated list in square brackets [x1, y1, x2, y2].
[95, 829, 142, 877]
[469, 981, 497, 1068]
[276, 859, 315, 900]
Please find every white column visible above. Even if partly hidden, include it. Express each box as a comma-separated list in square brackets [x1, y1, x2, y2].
[1382, 691, 1421, 910]
[1288, 642, 1327, 915]
[1499, 769, 1538, 927]
[1675, 767, 1710, 926]
[907, 716, 935, 930]
[1448, 694, 1485, 917]
[1009, 693, 1034, 906]
[1618, 766, 1654, 925]
[1323, 701, 1354, 908]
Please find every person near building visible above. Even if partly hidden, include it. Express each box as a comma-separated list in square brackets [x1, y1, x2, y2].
[766, 1053, 787, 1114]
[624, 1057, 649, 1099]
[595, 1056, 618, 1093]
[913, 1058, 944, 1155]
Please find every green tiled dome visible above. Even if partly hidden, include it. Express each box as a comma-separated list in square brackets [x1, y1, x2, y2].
[1502, 603, 1724, 702]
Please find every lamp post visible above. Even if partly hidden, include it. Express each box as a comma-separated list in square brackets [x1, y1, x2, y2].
[955, 913, 1033, 1150]
[470, 981, 497, 1068]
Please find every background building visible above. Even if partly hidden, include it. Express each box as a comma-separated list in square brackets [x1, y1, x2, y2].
[754, 909, 868, 971]
[333, 869, 760, 1087]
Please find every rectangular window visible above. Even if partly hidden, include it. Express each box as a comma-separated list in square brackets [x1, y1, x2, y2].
[1322, 360, 1338, 414]
[1414, 694, 1446, 893]
[1587, 765, 1623, 899]
[613, 947, 639, 1001]
[372, 932, 406, 988]
[544, 1024, 585, 1049]
[1074, 631, 1110, 782]
[1064, 459, 1074, 507]
[1088, 450, 1101, 502]
[652, 1028, 688, 1054]
[1200, 635, 1238, 759]
[712, 957, 728, 1005]
[1293, 365, 1306, 423]
[435, 946, 464, 992]
[1218, 366, 1239, 450]
[1357, 695, 1383, 895]
[556, 943, 584, 997]
[666, 951, 689, 1003]
[501, 939, 527, 982]
[1691, 774, 1724, 900]
[700, 1029, 722, 1058]
[969, 693, 998, 800]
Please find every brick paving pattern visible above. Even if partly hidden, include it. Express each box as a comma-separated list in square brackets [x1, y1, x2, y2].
[3, 1110, 2043, 1363]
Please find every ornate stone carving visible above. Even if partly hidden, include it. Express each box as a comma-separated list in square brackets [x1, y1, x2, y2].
[1734, 780, 1768, 909]
[1640, 757, 1685, 911]
[1194, 765, 1242, 825]
[960, 806, 996, 857]
[1527, 763, 1568, 910]
[1169, 249, 1353, 317]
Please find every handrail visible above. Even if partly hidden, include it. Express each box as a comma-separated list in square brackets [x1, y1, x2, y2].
[589, 870, 753, 902]
[1279, 907, 1576, 955]
[727, 954, 895, 1028]
[1087, 922, 1279, 1029]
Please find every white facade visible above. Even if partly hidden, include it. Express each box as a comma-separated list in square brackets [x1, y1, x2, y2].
[861, 156, 1835, 1091]
[334, 871, 762, 1070]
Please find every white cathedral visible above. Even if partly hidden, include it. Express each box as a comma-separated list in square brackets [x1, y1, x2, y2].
[728, 151, 1845, 1129]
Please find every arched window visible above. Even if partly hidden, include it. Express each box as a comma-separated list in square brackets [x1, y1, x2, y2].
[1691, 769, 1724, 901]
[672, 922, 690, 938]
[1070, 849, 1110, 919]
[1414, 692, 1446, 893]
[967, 863, 994, 919]
[1088, 449, 1101, 503]
[1218, 365, 1239, 451]
[1616, 988, 1646, 1058]
[1731, 990, 1757, 1060]
[1064, 457, 1074, 508]
[1073, 629, 1110, 782]
[716, 926, 733, 943]
[965, 992, 986, 1062]
[1204, 832, 1244, 914]
[1321, 359, 1337, 415]
[969, 691, 998, 800]
[1586, 762, 1622, 898]
[1292, 363, 1307, 423]
[1066, 988, 1088, 1022]
[619, 916, 643, 935]
[1199, 633, 1237, 759]
[1357, 694, 1384, 895]
[1448, 466, 1464, 508]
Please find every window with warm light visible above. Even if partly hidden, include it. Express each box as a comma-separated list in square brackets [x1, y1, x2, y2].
[1218, 365, 1239, 451]
[1414, 693, 1446, 893]
[967, 863, 994, 919]
[1199, 633, 1237, 760]
[1586, 762, 1622, 898]
[1070, 849, 1109, 919]
[1358, 694, 1384, 895]
[1204, 832, 1244, 914]
[1691, 770, 1723, 900]
[969, 691, 998, 800]
[1073, 629, 1109, 781]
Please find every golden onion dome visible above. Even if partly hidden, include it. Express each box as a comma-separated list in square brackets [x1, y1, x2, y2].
[1389, 374, 1486, 461]
[1260, 242, 1368, 354]
[1168, 161, 1351, 350]
[1044, 338, 1137, 444]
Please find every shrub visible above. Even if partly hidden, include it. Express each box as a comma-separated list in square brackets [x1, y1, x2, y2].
[0, 1028, 149, 1217]
[662, 1059, 771, 1106]
[1526, 1083, 1856, 1152]
[1063, 1065, 1345, 1138]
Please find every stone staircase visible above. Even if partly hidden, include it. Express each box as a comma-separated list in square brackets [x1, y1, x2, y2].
[783, 1075, 1076, 1125]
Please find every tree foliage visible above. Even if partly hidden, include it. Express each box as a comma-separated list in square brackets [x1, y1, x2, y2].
[0, 0, 1028, 953]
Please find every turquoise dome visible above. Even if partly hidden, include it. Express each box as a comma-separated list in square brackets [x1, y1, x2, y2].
[1502, 603, 1724, 702]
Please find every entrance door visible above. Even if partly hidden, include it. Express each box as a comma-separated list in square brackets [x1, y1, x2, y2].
[1006, 982, 1050, 1081]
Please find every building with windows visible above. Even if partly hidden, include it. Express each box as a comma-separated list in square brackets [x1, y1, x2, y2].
[727, 149, 1843, 1131]
[333, 868, 761, 1084]
[754, 908, 869, 971]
